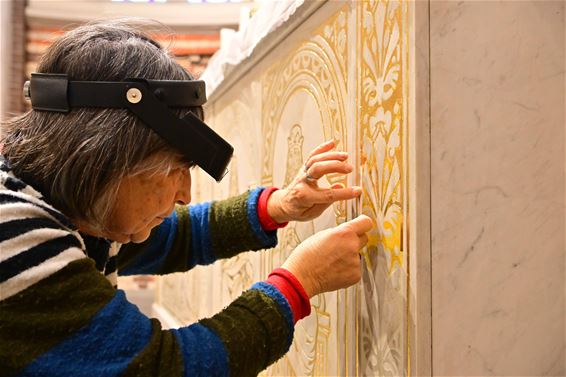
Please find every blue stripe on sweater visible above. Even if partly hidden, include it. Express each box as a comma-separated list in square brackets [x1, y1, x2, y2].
[247, 187, 278, 248]
[251, 281, 294, 347]
[188, 202, 214, 266]
[173, 323, 229, 377]
[119, 212, 178, 275]
[18, 290, 151, 377]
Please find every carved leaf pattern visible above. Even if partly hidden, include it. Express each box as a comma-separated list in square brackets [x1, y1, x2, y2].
[358, 0, 408, 376]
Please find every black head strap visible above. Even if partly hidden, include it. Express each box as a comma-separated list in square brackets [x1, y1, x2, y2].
[24, 73, 232, 181]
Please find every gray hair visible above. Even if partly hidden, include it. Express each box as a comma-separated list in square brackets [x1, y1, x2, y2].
[1, 20, 202, 230]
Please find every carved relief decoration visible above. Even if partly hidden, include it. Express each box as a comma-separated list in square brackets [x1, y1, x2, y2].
[155, 2, 413, 375]
[260, 7, 350, 376]
[357, 0, 410, 376]
[262, 8, 349, 223]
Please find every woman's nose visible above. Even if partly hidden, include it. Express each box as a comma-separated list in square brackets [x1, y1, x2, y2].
[175, 169, 191, 205]
[175, 191, 190, 206]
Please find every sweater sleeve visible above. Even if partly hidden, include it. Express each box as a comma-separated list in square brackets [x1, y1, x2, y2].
[117, 187, 278, 275]
[0, 218, 294, 377]
[1, 261, 295, 377]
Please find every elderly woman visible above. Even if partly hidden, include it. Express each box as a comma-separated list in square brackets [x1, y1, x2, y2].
[0, 21, 372, 376]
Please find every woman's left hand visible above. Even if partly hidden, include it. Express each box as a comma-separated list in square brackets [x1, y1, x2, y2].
[267, 140, 362, 223]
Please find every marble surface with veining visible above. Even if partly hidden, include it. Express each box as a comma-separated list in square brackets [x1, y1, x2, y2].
[430, 1, 565, 375]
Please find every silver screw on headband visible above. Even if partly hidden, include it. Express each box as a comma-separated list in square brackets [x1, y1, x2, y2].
[126, 88, 142, 104]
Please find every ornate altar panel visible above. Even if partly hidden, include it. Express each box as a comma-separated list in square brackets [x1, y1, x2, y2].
[258, 8, 351, 375]
[155, 1, 415, 375]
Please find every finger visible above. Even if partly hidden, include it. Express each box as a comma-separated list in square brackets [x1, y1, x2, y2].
[307, 139, 336, 159]
[314, 186, 362, 204]
[304, 151, 348, 169]
[358, 233, 369, 249]
[330, 182, 345, 189]
[307, 160, 353, 179]
[343, 215, 374, 235]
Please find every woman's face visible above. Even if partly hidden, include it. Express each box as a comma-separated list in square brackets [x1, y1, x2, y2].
[101, 164, 192, 243]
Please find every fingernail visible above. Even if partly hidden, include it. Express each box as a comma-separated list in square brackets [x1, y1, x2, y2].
[353, 187, 362, 195]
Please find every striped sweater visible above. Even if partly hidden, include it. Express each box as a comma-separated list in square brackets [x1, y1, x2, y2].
[0, 157, 294, 377]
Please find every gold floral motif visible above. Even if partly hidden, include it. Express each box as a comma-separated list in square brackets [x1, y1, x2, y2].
[357, 0, 409, 376]
[318, 9, 348, 83]
[360, 0, 404, 258]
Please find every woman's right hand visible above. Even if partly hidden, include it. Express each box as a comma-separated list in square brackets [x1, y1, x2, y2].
[281, 215, 374, 298]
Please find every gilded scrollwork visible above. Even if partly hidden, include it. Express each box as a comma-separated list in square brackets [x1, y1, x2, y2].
[357, 0, 409, 375]
[316, 10, 348, 85]
[260, 7, 349, 376]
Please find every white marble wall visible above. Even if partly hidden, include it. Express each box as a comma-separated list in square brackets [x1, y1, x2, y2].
[430, 1, 565, 375]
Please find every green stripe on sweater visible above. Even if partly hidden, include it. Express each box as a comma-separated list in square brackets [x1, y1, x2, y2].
[0, 259, 115, 376]
[209, 192, 263, 260]
[200, 289, 291, 376]
[120, 320, 184, 377]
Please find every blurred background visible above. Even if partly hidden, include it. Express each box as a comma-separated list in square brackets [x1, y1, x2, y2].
[0, 0, 259, 122]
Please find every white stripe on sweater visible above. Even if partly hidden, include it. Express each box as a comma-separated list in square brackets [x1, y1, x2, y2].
[0, 227, 75, 263]
[1, 169, 43, 198]
[0, 201, 65, 227]
[1, 189, 51, 209]
[0, 190, 71, 227]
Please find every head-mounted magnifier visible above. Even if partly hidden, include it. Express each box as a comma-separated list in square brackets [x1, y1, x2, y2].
[23, 73, 233, 182]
